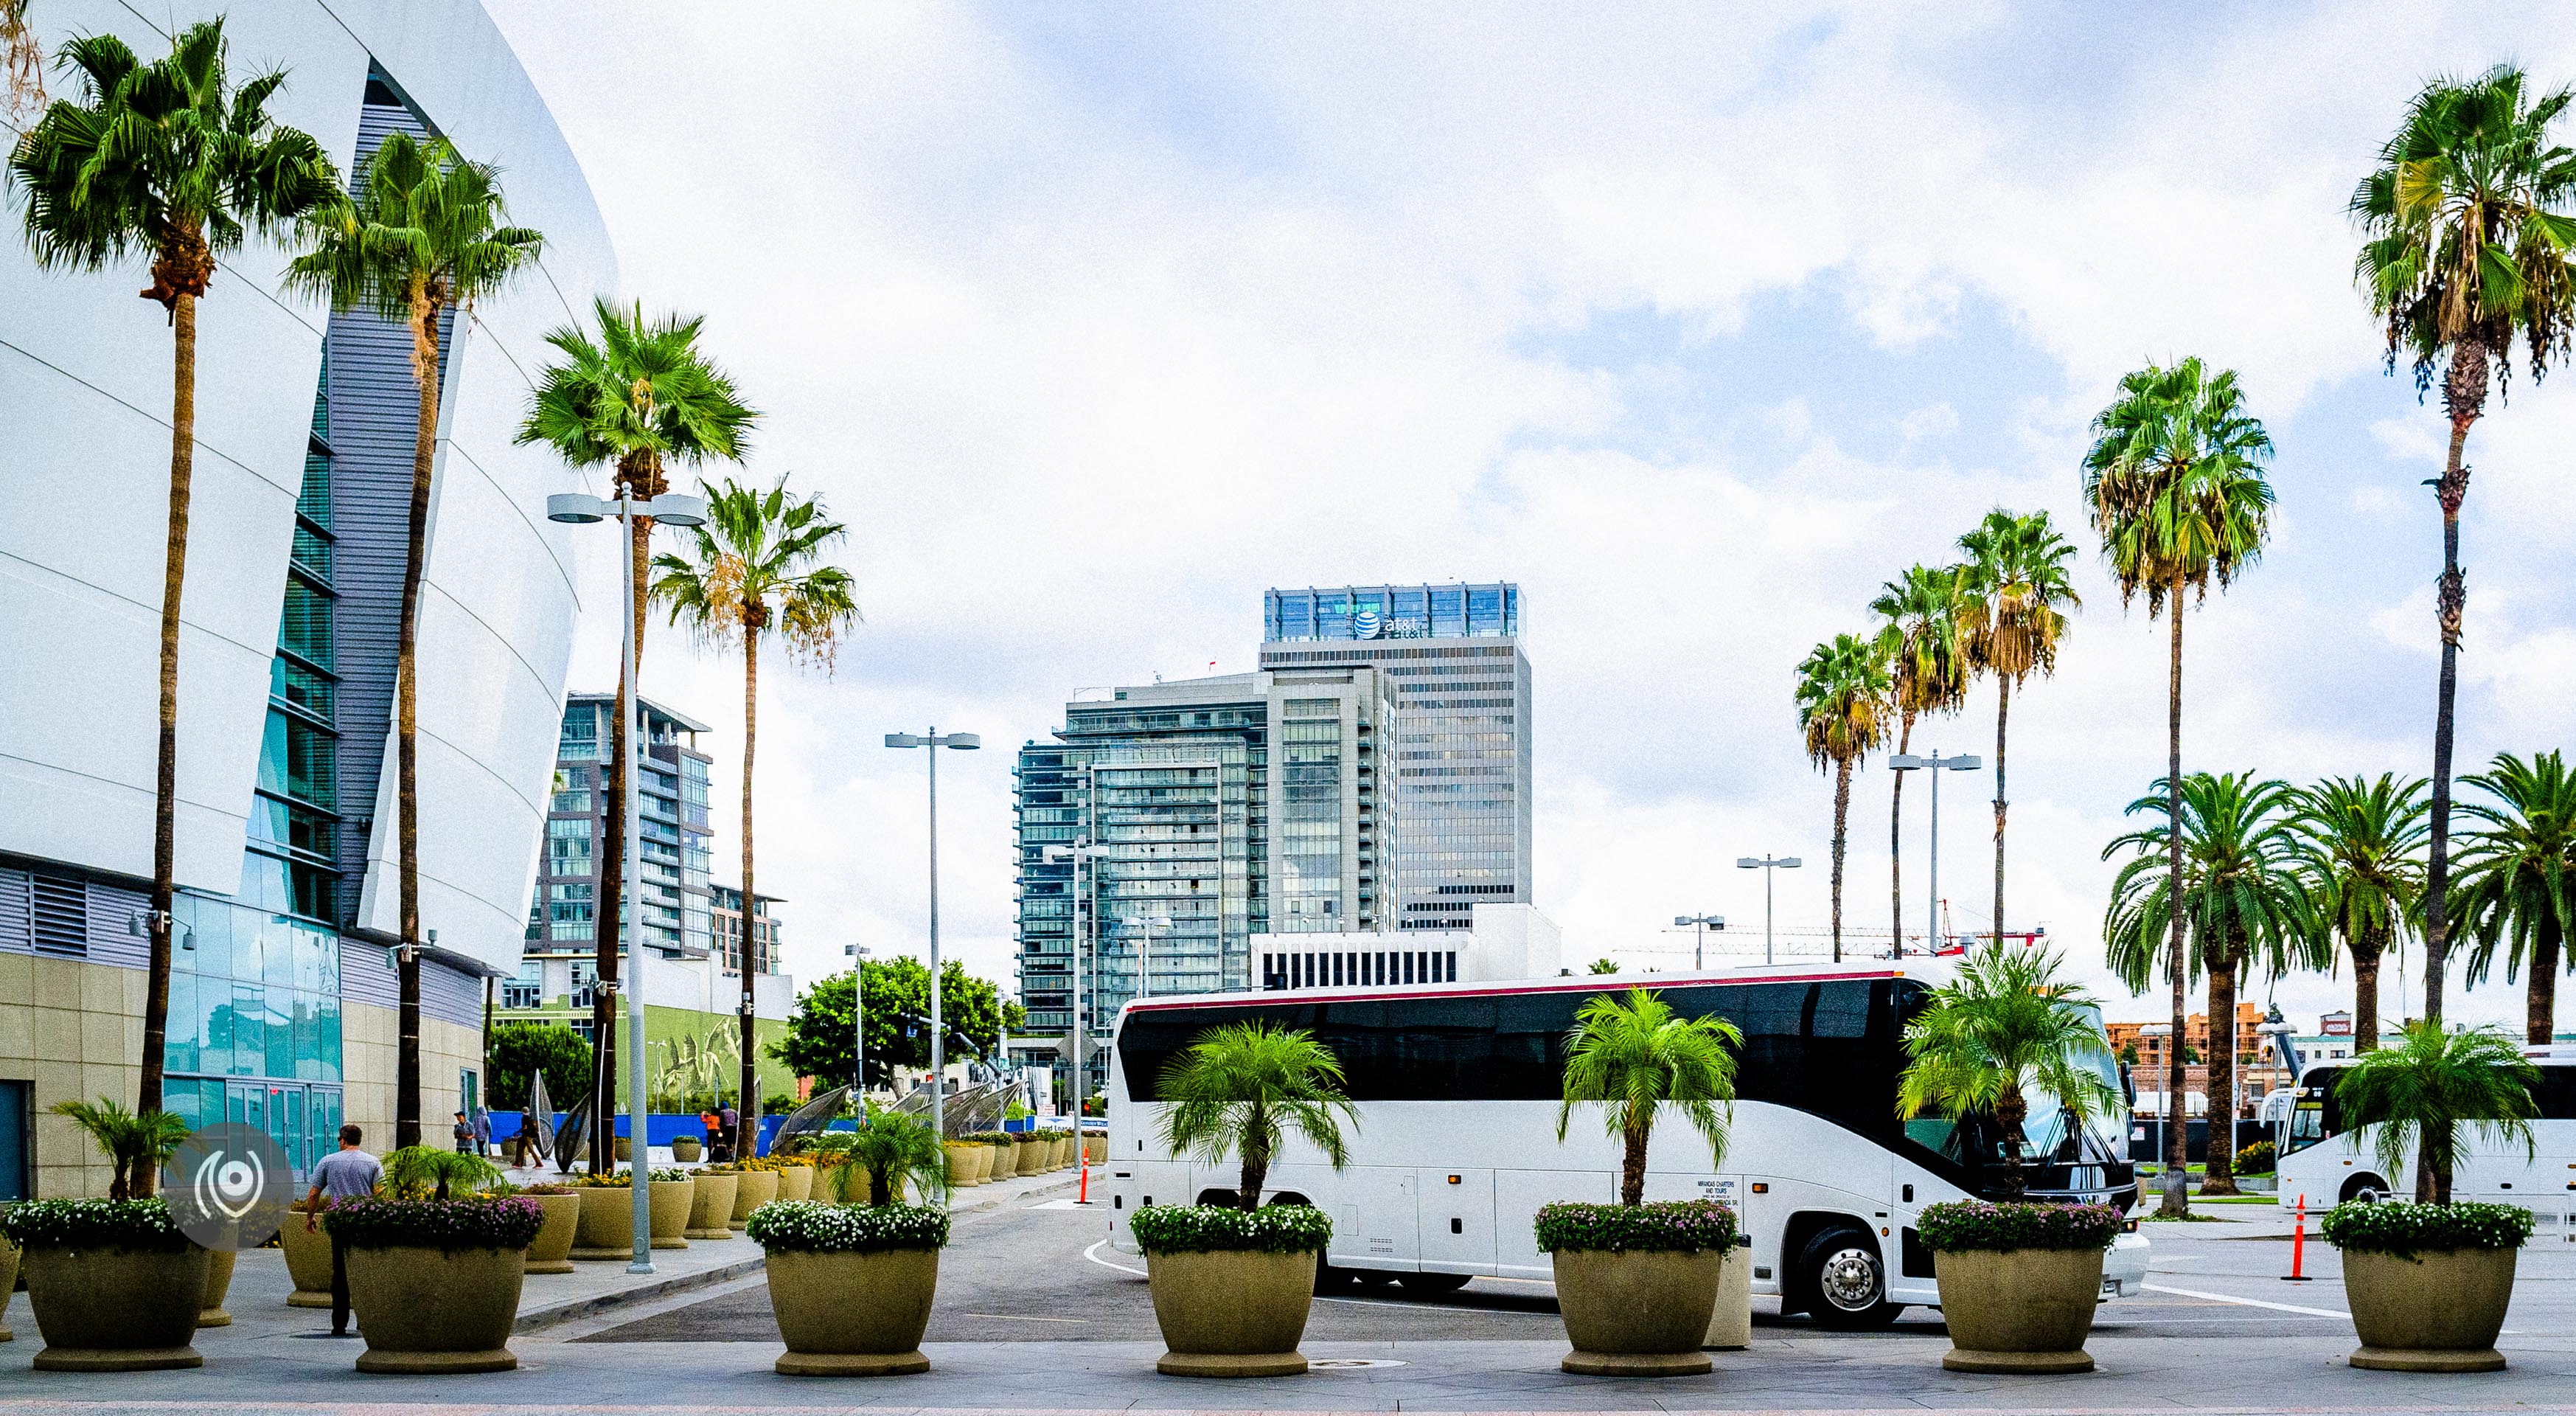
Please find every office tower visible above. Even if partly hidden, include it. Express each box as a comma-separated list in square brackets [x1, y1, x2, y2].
[522, 694, 717, 1003]
[1260, 583, 1531, 931]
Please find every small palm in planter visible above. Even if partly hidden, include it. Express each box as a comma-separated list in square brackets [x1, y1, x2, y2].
[1143, 1021, 1357, 1377]
[1547, 989, 1741, 1375]
[2325, 1022, 2538, 1371]
[327, 1147, 543, 1373]
[754, 1108, 950, 1375]
[4, 1099, 202, 1370]
[1897, 945, 2120, 1372]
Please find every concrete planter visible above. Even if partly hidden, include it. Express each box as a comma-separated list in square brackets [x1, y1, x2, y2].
[986, 1142, 1018, 1180]
[2344, 1247, 2516, 1372]
[198, 1246, 237, 1328]
[572, 1185, 635, 1260]
[1017, 1139, 1048, 1174]
[23, 1243, 209, 1370]
[1085, 1135, 1104, 1164]
[1551, 1247, 1721, 1375]
[616, 1137, 631, 1162]
[686, 1173, 740, 1239]
[944, 1142, 983, 1187]
[1932, 1247, 2104, 1374]
[344, 1243, 526, 1374]
[776, 1164, 814, 1202]
[0, 1235, 17, 1340]
[650, 1179, 696, 1247]
[731, 1168, 780, 1227]
[523, 1193, 582, 1274]
[673, 1136, 703, 1162]
[1703, 1243, 1753, 1350]
[1145, 1248, 1318, 1377]
[1051, 1134, 1073, 1170]
[282, 1215, 335, 1306]
[766, 1246, 941, 1375]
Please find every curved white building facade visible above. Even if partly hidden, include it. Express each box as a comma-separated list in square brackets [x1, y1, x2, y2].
[0, 0, 610, 1192]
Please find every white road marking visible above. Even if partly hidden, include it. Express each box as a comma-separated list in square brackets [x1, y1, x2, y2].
[2143, 1282, 2347, 1319]
[1082, 1239, 1147, 1277]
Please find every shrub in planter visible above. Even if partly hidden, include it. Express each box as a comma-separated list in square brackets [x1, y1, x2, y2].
[686, 1167, 741, 1239]
[749, 1200, 950, 1375]
[819, 1108, 950, 1209]
[506, 1184, 582, 1274]
[1537, 1201, 1735, 1375]
[324, 1193, 546, 1374]
[1918, 1201, 2123, 1374]
[2325, 1201, 2533, 1372]
[979, 1132, 1021, 1180]
[1132, 1204, 1333, 1378]
[566, 1169, 695, 1249]
[942, 1139, 984, 1187]
[0, 1198, 207, 1370]
[672, 1135, 703, 1162]
[2233, 1139, 2275, 1176]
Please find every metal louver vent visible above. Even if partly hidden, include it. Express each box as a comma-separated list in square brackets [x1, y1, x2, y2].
[29, 872, 88, 957]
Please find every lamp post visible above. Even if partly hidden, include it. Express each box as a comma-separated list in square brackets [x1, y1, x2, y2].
[1887, 750, 1980, 955]
[843, 943, 871, 1107]
[1673, 913, 1725, 970]
[1135, 914, 1173, 999]
[885, 728, 978, 1142]
[546, 488, 706, 1274]
[1733, 856, 1800, 965]
[1042, 839, 1110, 1120]
[2139, 1022, 2173, 1183]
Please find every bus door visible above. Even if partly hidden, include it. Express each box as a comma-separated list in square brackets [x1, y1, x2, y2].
[1331, 1168, 1416, 1271]
[1418, 1167, 1494, 1274]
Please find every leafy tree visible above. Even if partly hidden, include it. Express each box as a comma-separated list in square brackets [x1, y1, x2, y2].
[285, 131, 540, 1148]
[824, 1105, 949, 1206]
[10, 24, 337, 1177]
[1795, 633, 1893, 962]
[651, 473, 858, 1139]
[2353, 69, 2576, 1024]
[1957, 510, 2079, 949]
[487, 1021, 592, 1113]
[1871, 563, 1971, 952]
[2290, 774, 2428, 1052]
[518, 300, 756, 1168]
[2454, 751, 2576, 1045]
[48, 1097, 187, 1201]
[769, 957, 1017, 1088]
[2336, 1021, 2538, 1204]
[1558, 989, 1741, 1207]
[2117, 1041, 2139, 1066]
[1897, 945, 2118, 1201]
[2081, 355, 2274, 1210]
[2104, 771, 2322, 1195]
[1159, 1022, 1357, 1210]
[1586, 957, 1619, 975]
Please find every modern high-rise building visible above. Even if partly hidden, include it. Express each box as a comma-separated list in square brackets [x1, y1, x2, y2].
[1260, 584, 1532, 932]
[0, 1, 616, 1195]
[712, 884, 784, 979]
[1011, 667, 1397, 1089]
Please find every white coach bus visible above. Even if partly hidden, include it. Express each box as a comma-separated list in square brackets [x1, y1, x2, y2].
[2276, 1047, 2576, 1227]
[1100, 960, 2149, 1327]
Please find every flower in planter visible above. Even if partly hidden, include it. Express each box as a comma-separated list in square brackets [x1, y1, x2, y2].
[1557, 990, 1739, 1206]
[1127, 1203, 1331, 1256]
[1895, 945, 2118, 1200]
[0, 1197, 190, 1252]
[321, 1194, 545, 1252]
[1533, 1199, 1736, 1254]
[2333, 1023, 2537, 1204]
[1915, 1199, 2124, 1254]
[2320, 1199, 2535, 1260]
[745, 1199, 949, 1253]
[1158, 1021, 1357, 1211]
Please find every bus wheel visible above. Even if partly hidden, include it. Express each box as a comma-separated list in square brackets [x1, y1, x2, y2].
[2340, 1174, 2388, 1204]
[1396, 1272, 1472, 1293]
[1797, 1225, 1904, 1330]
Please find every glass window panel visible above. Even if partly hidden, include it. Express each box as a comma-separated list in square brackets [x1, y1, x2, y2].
[225, 982, 261, 1076]
[264, 917, 299, 991]
[163, 971, 199, 1074]
[316, 996, 341, 1083]
[265, 988, 296, 1078]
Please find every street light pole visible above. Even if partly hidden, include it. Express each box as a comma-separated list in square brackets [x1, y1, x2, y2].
[1138, 914, 1172, 998]
[1888, 750, 1980, 954]
[844, 943, 871, 1106]
[1673, 913, 1725, 970]
[886, 729, 979, 1141]
[1044, 838, 1110, 1124]
[1734, 856, 1801, 965]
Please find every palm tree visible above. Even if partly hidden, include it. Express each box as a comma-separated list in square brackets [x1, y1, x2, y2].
[650, 474, 858, 1145]
[826, 1106, 950, 1207]
[518, 301, 756, 1171]
[1957, 510, 2079, 949]
[48, 1097, 187, 1201]
[2289, 774, 2429, 1052]
[1795, 633, 1893, 962]
[2081, 356, 2274, 1209]
[1870, 563, 1971, 954]
[2335, 1021, 2538, 1204]
[2104, 771, 2320, 1196]
[2353, 69, 2576, 1026]
[2, 0, 40, 116]
[382, 1144, 501, 1201]
[2454, 751, 2576, 1046]
[1896, 945, 2119, 1201]
[1158, 1022, 1358, 1211]
[285, 132, 541, 1150]
[1558, 989, 1741, 1207]
[10, 22, 335, 1178]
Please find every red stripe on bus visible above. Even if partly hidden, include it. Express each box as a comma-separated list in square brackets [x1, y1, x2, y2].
[1120, 968, 1907, 1013]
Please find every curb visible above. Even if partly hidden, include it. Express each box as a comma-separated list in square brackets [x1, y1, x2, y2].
[954, 1174, 1078, 1218]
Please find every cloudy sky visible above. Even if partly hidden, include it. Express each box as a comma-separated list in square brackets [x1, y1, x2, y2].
[484, 1, 2575, 1033]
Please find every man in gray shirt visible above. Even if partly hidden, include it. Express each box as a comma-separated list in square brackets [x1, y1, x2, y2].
[304, 1125, 382, 1336]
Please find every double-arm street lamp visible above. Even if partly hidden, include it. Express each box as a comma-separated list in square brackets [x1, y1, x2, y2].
[1041, 839, 1110, 1118]
[885, 729, 978, 1141]
[1674, 913, 1725, 969]
[1734, 856, 1800, 965]
[546, 488, 707, 1274]
[1133, 914, 1173, 999]
[1887, 750, 1980, 957]
[843, 943, 872, 1104]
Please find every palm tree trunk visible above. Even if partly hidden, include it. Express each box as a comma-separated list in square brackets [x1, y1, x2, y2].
[1994, 1080, 2028, 1201]
[1830, 757, 1851, 962]
[738, 630, 760, 1151]
[1239, 1102, 1268, 1210]
[1991, 673, 2010, 948]
[136, 284, 199, 1198]
[393, 307, 442, 1153]
[2423, 341, 2485, 1029]
[1621, 1116, 1648, 1207]
[2201, 957, 2240, 1195]
[2530, 913, 2561, 1048]
[589, 459, 650, 1172]
[2351, 934, 2382, 1054]
[1890, 714, 1912, 955]
[2162, 586, 2188, 1216]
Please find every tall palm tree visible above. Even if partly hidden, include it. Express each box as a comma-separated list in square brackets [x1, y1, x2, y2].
[2288, 774, 2429, 1053]
[285, 132, 541, 1150]
[2336, 1021, 2536, 1204]
[1956, 509, 2080, 949]
[1795, 633, 1893, 962]
[1157, 1021, 1357, 1211]
[1870, 563, 1971, 954]
[650, 474, 859, 1145]
[2103, 771, 2319, 1196]
[2353, 68, 2576, 1025]
[1896, 944, 2119, 1200]
[2081, 355, 2274, 1210]
[1558, 989, 1741, 1207]
[2453, 751, 2576, 1046]
[518, 301, 756, 1170]
[10, 22, 335, 1187]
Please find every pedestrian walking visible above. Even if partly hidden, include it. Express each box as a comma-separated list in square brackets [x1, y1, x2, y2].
[303, 1125, 383, 1338]
[720, 1100, 741, 1161]
[472, 1105, 492, 1157]
[452, 1110, 475, 1155]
